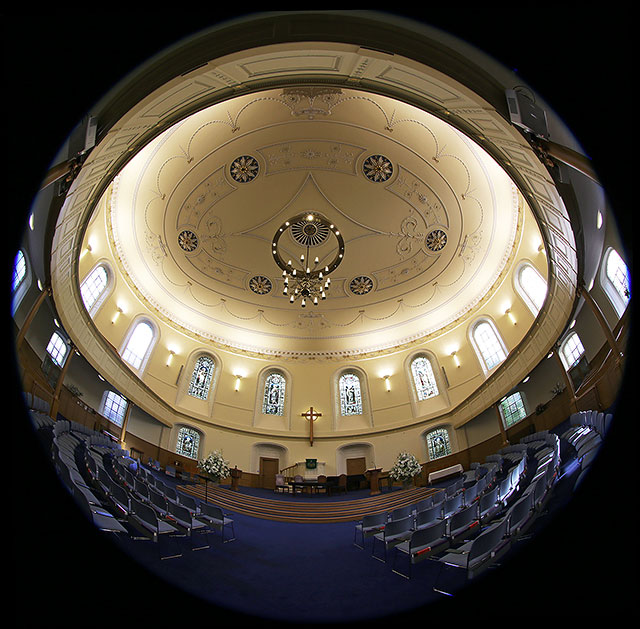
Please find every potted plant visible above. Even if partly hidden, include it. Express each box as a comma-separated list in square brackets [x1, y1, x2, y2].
[197, 450, 231, 485]
[389, 451, 422, 488]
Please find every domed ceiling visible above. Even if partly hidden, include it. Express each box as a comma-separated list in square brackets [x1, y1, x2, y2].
[106, 86, 526, 359]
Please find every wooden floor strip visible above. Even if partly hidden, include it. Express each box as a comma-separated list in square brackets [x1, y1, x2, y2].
[179, 484, 441, 523]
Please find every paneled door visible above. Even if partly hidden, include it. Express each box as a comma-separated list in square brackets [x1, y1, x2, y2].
[259, 457, 279, 490]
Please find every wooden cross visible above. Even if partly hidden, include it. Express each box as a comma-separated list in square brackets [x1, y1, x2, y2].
[301, 407, 322, 446]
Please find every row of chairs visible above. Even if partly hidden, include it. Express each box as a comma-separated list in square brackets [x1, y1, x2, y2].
[561, 410, 610, 484]
[429, 433, 561, 590]
[356, 429, 562, 586]
[355, 450, 529, 571]
[106, 456, 236, 551]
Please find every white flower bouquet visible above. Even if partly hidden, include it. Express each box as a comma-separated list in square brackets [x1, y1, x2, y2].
[197, 450, 231, 481]
[389, 451, 422, 482]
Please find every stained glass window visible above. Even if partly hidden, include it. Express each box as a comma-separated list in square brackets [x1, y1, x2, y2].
[518, 264, 547, 315]
[121, 320, 154, 370]
[411, 356, 439, 400]
[188, 356, 215, 400]
[176, 426, 200, 459]
[561, 332, 585, 369]
[499, 392, 527, 428]
[426, 427, 452, 460]
[46, 331, 68, 367]
[262, 372, 286, 415]
[102, 391, 128, 427]
[339, 372, 363, 416]
[80, 264, 108, 313]
[472, 320, 507, 371]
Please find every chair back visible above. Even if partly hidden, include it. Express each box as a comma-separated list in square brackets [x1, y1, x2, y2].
[362, 512, 387, 528]
[412, 519, 446, 549]
[468, 517, 508, 565]
[390, 505, 412, 521]
[202, 502, 224, 521]
[416, 504, 440, 528]
[385, 516, 412, 538]
[275, 474, 286, 486]
[131, 497, 158, 528]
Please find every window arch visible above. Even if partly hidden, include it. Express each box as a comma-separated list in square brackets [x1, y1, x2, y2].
[515, 261, 547, 315]
[426, 427, 452, 461]
[100, 390, 128, 427]
[410, 355, 439, 401]
[80, 263, 112, 316]
[469, 318, 507, 374]
[339, 372, 363, 416]
[601, 247, 631, 317]
[120, 318, 157, 373]
[188, 355, 216, 400]
[46, 331, 69, 367]
[560, 331, 585, 370]
[262, 371, 287, 416]
[175, 426, 201, 459]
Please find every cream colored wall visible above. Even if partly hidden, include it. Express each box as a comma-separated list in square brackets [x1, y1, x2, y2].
[81, 178, 549, 470]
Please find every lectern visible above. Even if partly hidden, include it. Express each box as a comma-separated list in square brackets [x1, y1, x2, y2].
[230, 466, 242, 491]
[365, 468, 383, 496]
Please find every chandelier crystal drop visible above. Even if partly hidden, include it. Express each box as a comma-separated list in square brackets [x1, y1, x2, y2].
[271, 212, 345, 308]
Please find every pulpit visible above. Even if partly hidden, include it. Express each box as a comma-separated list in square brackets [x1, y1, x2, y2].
[230, 466, 242, 491]
[365, 468, 383, 496]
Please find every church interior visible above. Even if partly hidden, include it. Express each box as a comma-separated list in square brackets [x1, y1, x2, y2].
[10, 10, 633, 623]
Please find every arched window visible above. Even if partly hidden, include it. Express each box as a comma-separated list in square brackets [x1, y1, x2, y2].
[262, 372, 286, 416]
[499, 392, 527, 428]
[101, 390, 128, 427]
[471, 319, 507, 373]
[175, 426, 201, 459]
[426, 427, 452, 461]
[46, 331, 69, 367]
[80, 264, 110, 315]
[601, 248, 631, 317]
[188, 355, 215, 400]
[515, 262, 547, 315]
[12, 250, 26, 293]
[121, 319, 156, 372]
[12, 249, 31, 313]
[410, 355, 439, 400]
[560, 331, 585, 370]
[339, 372, 363, 416]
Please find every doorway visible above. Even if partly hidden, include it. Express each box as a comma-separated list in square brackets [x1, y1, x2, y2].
[346, 456, 367, 475]
[259, 457, 279, 490]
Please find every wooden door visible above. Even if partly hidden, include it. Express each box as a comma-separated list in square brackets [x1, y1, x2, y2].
[259, 457, 279, 489]
[346, 456, 366, 475]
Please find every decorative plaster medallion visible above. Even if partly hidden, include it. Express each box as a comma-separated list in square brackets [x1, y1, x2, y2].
[425, 229, 447, 252]
[249, 275, 273, 295]
[349, 275, 374, 295]
[363, 154, 393, 182]
[178, 229, 199, 252]
[290, 216, 331, 247]
[230, 155, 259, 183]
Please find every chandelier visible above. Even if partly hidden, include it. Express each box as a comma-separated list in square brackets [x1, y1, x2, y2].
[272, 212, 345, 307]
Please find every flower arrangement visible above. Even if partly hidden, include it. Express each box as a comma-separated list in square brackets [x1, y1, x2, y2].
[197, 450, 231, 482]
[389, 451, 422, 482]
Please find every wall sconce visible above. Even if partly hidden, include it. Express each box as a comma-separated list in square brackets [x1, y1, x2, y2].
[166, 349, 175, 367]
[383, 375, 391, 392]
[111, 307, 123, 325]
[79, 244, 92, 260]
[234, 374, 243, 391]
[451, 351, 460, 368]
[505, 308, 517, 325]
